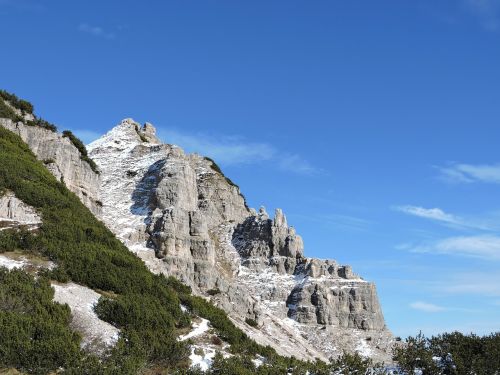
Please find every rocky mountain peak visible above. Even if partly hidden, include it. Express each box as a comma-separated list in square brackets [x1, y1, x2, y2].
[89, 118, 162, 152]
[84, 121, 394, 363]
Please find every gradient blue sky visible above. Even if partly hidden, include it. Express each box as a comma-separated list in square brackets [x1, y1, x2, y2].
[2, 0, 500, 338]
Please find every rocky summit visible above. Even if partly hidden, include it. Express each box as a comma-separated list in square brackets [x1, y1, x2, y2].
[85, 118, 394, 362]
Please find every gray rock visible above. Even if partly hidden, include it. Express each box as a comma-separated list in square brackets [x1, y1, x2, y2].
[0, 191, 41, 227]
[85, 119, 394, 362]
[0, 118, 102, 215]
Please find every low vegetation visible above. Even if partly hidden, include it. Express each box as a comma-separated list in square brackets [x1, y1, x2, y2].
[26, 118, 57, 132]
[206, 288, 221, 296]
[0, 90, 57, 132]
[393, 331, 500, 375]
[245, 318, 258, 328]
[203, 157, 239, 188]
[0, 98, 21, 123]
[0, 268, 81, 375]
[0, 90, 33, 114]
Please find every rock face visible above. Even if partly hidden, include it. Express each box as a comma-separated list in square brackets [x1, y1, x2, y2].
[87, 119, 394, 363]
[0, 191, 41, 230]
[0, 118, 101, 215]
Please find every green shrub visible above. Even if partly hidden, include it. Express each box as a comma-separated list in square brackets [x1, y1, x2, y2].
[207, 288, 221, 296]
[211, 335, 223, 346]
[0, 268, 82, 374]
[0, 98, 22, 123]
[0, 89, 57, 132]
[0, 90, 33, 114]
[26, 118, 57, 132]
[245, 318, 258, 328]
[393, 331, 500, 374]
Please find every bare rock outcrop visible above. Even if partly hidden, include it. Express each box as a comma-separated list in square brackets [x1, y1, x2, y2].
[87, 119, 394, 363]
[0, 191, 41, 230]
[0, 118, 101, 215]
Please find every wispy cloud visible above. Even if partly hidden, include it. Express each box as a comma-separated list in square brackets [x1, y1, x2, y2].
[394, 205, 496, 231]
[390, 273, 500, 298]
[278, 153, 319, 175]
[396, 205, 460, 224]
[440, 273, 500, 297]
[78, 23, 115, 39]
[291, 212, 371, 232]
[439, 162, 500, 184]
[410, 301, 446, 313]
[158, 128, 320, 175]
[402, 235, 500, 261]
[463, 0, 500, 30]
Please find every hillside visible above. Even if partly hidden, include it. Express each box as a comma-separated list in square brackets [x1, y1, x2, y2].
[0, 92, 381, 374]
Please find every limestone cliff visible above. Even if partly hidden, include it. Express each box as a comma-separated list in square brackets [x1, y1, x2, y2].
[0, 191, 41, 230]
[0, 118, 101, 215]
[87, 119, 394, 362]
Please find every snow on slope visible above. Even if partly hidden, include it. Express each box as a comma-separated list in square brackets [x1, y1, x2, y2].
[52, 282, 120, 353]
[0, 254, 26, 270]
[88, 119, 172, 274]
[179, 318, 210, 341]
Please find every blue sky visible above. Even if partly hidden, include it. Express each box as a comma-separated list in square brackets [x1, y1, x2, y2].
[1, 0, 500, 338]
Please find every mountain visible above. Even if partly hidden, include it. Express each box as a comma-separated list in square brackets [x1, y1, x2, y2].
[87, 118, 394, 362]
[0, 91, 393, 373]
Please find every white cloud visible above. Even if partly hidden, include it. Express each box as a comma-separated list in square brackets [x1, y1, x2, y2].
[292, 212, 371, 232]
[406, 235, 500, 260]
[394, 205, 500, 231]
[410, 301, 446, 313]
[394, 205, 496, 231]
[277, 153, 320, 175]
[440, 273, 500, 297]
[78, 23, 115, 39]
[439, 163, 500, 184]
[158, 128, 320, 175]
[396, 205, 460, 224]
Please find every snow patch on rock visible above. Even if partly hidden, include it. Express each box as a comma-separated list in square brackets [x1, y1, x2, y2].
[189, 346, 217, 372]
[179, 318, 210, 342]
